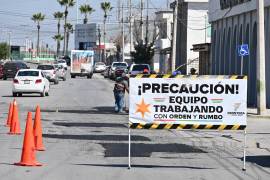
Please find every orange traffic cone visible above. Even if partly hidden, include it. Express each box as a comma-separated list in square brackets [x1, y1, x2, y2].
[5, 103, 13, 127]
[33, 106, 45, 151]
[15, 112, 42, 166]
[9, 99, 21, 135]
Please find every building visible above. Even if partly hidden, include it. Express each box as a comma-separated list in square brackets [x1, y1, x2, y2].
[154, 10, 173, 73]
[209, 0, 270, 108]
[74, 23, 97, 50]
[171, 0, 209, 74]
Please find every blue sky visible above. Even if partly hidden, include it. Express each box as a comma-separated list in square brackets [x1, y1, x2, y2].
[0, 0, 171, 50]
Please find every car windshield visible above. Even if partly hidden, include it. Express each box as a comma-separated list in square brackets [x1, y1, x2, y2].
[96, 62, 105, 66]
[37, 65, 54, 70]
[58, 60, 66, 63]
[132, 65, 149, 71]
[17, 71, 39, 77]
[113, 63, 127, 67]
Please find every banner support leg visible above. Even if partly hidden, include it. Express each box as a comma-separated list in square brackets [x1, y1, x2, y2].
[242, 129, 247, 171]
[128, 127, 131, 169]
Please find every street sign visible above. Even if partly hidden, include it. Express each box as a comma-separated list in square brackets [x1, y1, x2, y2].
[238, 44, 249, 56]
[129, 75, 247, 130]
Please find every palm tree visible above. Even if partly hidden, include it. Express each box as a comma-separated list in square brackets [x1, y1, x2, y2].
[53, 34, 64, 56]
[64, 23, 73, 54]
[31, 13, 45, 57]
[79, 4, 95, 24]
[101, 1, 113, 62]
[58, 0, 75, 56]
[53, 11, 64, 56]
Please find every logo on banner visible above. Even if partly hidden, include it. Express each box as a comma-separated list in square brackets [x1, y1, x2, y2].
[135, 99, 151, 118]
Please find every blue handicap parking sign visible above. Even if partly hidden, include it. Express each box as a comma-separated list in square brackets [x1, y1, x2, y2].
[238, 44, 249, 56]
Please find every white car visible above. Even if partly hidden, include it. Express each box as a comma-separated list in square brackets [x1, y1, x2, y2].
[94, 62, 106, 73]
[129, 64, 151, 75]
[56, 59, 68, 69]
[12, 69, 50, 97]
[37, 64, 59, 84]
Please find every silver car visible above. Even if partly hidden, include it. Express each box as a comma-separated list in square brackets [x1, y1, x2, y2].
[37, 64, 59, 84]
[54, 64, 67, 81]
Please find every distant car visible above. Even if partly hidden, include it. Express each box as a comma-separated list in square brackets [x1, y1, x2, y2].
[12, 69, 50, 97]
[2, 61, 29, 80]
[129, 64, 151, 75]
[102, 65, 111, 78]
[0, 61, 4, 79]
[109, 62, 128, 79]
[56, 59, 68, 70]
[53, 64, 67, 81]
[59, 55, 71, 66]
[37, 64, 59, 84]
[113, 66, 128, 79]
[94, 62, 106, 73]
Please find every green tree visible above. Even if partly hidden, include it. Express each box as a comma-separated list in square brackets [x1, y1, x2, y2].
[53, 11, 64, 56]
[31, 13, 45, 57]
[131, 41, 155, 65]
[53, 34, 64, 56]
[0, 43, 10, 59]
[101, 1, 113, 62]
[64, 23, 73, 54]
[79, 4, 95, 24]
[58, 0, 75, 56]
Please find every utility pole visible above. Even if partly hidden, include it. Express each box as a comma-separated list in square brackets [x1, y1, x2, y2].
[121, 0, 125, 62]
[129, 0, 133, 62]
[171, 0, 178, 72]
[257, 0, 266, 115]
[145, 0, 149, 42]
[98, 25, 102, 62]
[103, 16, 106, 63]
[140, 0, 144, 42]
[8, 31, 11, 60]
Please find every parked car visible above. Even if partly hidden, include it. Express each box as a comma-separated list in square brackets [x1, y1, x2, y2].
[102, 65, 111, 78]
[109, 62, 128, 79]
[37, 64, 59, 84]
[113, 66, 128, 80]
[53, 64, 67, 81]
[59, 55, 71, 66]
[94, 62, 106, 73]
[12, 69, 50, 97]
[0, 61, 4, 79]
[56, 59, 68, 70]
[128, 64, 151, 75]
[2, 61, 29, 80]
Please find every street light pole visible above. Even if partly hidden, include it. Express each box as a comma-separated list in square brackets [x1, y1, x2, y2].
[122, 0, 125, 62]
[257, 0, 266, 115]
[171, 0, 178, 72]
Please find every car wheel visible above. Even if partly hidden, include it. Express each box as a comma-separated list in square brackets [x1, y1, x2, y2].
[45, 91, 49, 96]
[71, 75, 75, 78]
[40, 89, 45, 97]
[18, 93, 22, 97]
[87, 75, 92, 79]
[54, 79, 59, 84]
[12, 92, 17, 97]
[63, 77, 66, 81]
[3, 76, 7, 80]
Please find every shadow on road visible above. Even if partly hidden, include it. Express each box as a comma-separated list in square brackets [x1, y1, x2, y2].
[43, 134, 150, 142]
[41, 106, 126, 115]
[73, 163, 214, 169]
[53, 122, 126, 128]
[243, 156, 270, 168]
[99, 143, 207, 157]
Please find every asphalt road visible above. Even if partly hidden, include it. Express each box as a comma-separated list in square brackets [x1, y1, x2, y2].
[0, 72, 270, 180]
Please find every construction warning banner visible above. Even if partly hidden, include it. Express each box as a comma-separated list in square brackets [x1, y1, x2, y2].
[129, 75, 247, 130]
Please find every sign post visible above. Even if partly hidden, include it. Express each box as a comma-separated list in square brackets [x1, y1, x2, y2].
[238, 44, 249, 75]
[128, 75, 247, 170]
